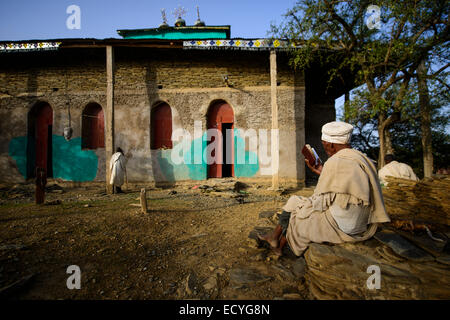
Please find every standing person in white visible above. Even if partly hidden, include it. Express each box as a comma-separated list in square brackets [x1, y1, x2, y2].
[110, 147, 127, 193]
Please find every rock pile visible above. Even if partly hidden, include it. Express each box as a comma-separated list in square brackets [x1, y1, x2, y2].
[251, 185, 450, 300]
[304, 235, 450, 299]
[382, 176, 450, 226]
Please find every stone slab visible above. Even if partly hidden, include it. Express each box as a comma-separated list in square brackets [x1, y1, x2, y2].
[436, 254, 450, 266]
[259, 211, 276, 219]
[271, 264, 296, 281]
[292, 257, 307, 278]
[374, 230, 434, 262]
[396, 230, 447, 257]
[304, 242, 450, 299]
[229, 268, 272, 286]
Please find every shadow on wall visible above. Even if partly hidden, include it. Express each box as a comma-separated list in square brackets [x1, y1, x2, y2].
[145, 54, 175, 188]
[151, 150, 175, 188]
[145, 59, 175, 188]
[0, 155, 26, 183]
[304, 66, 336, 187]
[8, 136, 28, 179]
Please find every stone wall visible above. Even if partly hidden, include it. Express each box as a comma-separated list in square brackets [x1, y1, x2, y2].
[0, 46, 312, 186]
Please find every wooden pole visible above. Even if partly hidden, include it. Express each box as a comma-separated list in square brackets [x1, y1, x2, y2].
[270, 50, 279, 190]
[35, 167, 46, 204]
[105, 46, 115, 194]
[140, 188, 148, 213]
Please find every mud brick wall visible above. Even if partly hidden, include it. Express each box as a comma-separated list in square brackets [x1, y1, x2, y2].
[0, 46, 320, 186]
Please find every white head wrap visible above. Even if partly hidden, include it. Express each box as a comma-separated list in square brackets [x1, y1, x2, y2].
[321, 121, 354, 144]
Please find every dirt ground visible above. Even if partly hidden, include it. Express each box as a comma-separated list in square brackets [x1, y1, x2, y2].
[0, 179, 316, 300]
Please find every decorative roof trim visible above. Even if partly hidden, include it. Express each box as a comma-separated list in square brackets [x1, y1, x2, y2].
[0, 41, 62, 52]
[117, 26, 231, 40]
[117, 25, 231, 33]
[183, 39, 300, 51]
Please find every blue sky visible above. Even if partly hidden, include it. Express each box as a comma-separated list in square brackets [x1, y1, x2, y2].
[0, 0, 357, 116]
[0, 0, 297, 40]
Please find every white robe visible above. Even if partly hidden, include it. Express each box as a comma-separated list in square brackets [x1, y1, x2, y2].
[378, 161, 419, 186]
[283, 148, 390, 256]
[110, 152, 127, 186]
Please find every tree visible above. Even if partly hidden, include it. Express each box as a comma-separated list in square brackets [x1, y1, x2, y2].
[343, 74, 449, 176]
[343, 82, 411, 163]
[271, 0, 449, 168]
[417, 59, 433, 177]
[416, 58, 450, 176]
[390, 94, 449, 178]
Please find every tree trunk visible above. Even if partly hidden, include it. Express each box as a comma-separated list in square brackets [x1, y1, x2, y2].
[378, 112, 398, 169]
[378, 114, 386, 169]
[385, 129, 394, 155]
[417, 59, 433, 178]
[344, 91, 350, 122]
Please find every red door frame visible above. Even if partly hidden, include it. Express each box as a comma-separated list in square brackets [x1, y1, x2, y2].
[207, 102, 234, 178]
[151, 103, 173, 149]
[97, 108, 105, 148]
[35, 103, 53, 176]
[82, 103, 105, 149]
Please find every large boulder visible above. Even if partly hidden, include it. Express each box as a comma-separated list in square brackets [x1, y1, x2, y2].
[304, 237, 450, 299]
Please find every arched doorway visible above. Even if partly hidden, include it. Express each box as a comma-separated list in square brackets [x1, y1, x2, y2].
[82, 103, 105, 149]
[151, 102, 173, 150]
[207, 101, 234, 178]
[27, 102, 53, 178]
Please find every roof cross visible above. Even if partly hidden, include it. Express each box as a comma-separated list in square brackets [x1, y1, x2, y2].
[160, 8, 168, 24]
[172, 6, 186, 19]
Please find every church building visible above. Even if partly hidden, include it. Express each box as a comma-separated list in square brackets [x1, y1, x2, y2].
[0, 12, 346, 190]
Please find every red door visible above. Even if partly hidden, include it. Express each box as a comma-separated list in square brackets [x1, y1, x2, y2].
[97, 108, 105, 147]
[88, 107, 105, 148]
[207, 102, 234, 178]
[151, 103, 172, 149]
[35, 104, 53, 176]
[82, 104, 105, 149]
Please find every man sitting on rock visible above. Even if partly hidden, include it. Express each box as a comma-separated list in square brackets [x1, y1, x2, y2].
[378, 154, 419, 186]
[258, 121, 391, 256]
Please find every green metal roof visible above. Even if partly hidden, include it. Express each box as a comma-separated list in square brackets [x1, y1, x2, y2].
[117, 26, 230, 40]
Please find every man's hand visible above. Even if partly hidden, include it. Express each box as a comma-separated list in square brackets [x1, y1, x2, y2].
[305, 158, 323, 175]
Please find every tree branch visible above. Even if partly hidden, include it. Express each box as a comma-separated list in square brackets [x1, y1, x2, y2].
[434, 77, 450, 90]
[323, 0, 358, 50]
[426, 62, 450, 78]
[392, 73, 412, 111]
[385, 17, 407, 65]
